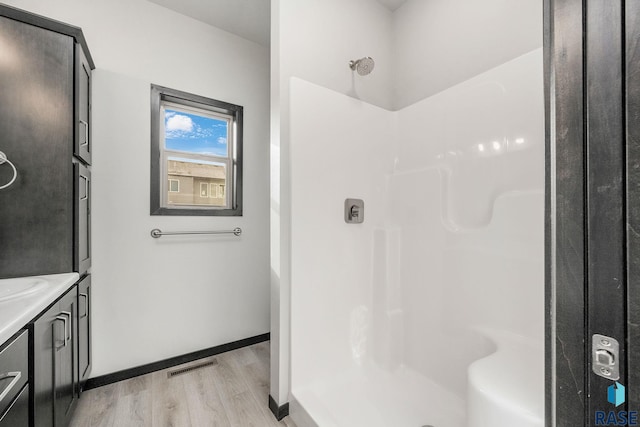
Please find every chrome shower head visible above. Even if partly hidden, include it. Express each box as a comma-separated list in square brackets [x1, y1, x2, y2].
[349, 57, 375, 76]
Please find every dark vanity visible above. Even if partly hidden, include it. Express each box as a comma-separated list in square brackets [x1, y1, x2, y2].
[0, 5, 94, 427]
[0, 6, 92, 278]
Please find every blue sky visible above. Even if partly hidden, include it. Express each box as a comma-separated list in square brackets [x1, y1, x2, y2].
[165, 109, 228, 157]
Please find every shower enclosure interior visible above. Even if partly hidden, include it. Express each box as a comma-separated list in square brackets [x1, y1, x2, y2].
[277, 2, 545, 426]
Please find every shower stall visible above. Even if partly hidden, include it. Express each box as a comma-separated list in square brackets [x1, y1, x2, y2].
[271, 1, 546, 426]
[289, 51, 543, 427]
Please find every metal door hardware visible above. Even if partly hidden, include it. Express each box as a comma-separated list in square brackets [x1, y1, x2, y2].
[592, 334, 620, 380]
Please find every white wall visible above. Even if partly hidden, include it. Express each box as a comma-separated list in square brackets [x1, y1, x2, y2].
[5, 0, 271, 376]
[279, 0, 394, 111]
[289, 78, 395, 388]
[392, 0, 542, 109]
[270, 0, 394, 405]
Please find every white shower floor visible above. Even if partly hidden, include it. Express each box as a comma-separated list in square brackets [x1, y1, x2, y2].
[291, 363, 465, 427]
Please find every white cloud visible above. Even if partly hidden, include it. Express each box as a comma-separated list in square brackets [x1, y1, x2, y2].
[217, 137, 227, 145]
[166, 114, 193, 132]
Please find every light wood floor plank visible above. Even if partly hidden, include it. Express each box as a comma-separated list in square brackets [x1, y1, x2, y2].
[184, 364, 231, 427]
[251, 341, 271, 366]
[211, 352, 250, 398]
[224, 390, 281, 427]
[232, 346, 260, 366]
[245, 362, 269, 395]
[70, 342, 296, 427]
[112, 391, 152, 427]
[121, 374, 152, 396]
[151, 370, 192, 427]
[86, 382, 121, 427]
[68, 392, 93, 427]
[225, 343, 293, 427]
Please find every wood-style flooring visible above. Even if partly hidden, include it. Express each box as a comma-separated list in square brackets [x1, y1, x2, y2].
[69, 341, 297, 427]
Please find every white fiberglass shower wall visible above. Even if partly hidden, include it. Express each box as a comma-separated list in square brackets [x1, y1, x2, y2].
[290, 50, 543, 427]
[273, 1, 544, 426]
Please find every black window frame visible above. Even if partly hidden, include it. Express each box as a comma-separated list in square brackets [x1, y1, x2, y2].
[150, 84, 243, 216]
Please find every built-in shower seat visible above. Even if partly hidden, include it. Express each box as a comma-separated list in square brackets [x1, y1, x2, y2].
[467, 328, 544, 427]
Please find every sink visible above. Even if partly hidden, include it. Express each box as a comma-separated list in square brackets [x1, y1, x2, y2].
[0, 272, 78, 345]
[0, 277, 48, 303]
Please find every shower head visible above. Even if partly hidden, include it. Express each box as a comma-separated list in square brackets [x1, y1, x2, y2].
[349, 57, 375, 76]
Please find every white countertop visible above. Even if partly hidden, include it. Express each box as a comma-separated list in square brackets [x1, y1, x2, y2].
[0, 272, 80, 344]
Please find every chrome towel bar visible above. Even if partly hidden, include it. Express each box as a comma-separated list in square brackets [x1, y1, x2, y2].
[150, 227, 242, 238]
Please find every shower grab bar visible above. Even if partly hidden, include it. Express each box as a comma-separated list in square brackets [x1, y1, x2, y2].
[150, 227, 242, 238]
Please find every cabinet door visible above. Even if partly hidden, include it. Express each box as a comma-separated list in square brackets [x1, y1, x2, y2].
[0, 330, 28, 426]
[0, 16, 74, 278]
[32, 301, 59, 427]
[77, 275, 91, 393]
[0, 385, 28, 427]
[74, 163, 91, 274]
[32, 287, 77, 427]
[54, 290, 77, 427]
[74, 43, 91, 165]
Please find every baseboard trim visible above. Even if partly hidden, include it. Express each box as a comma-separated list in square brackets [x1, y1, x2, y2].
[269, 394, 290, 421]
[84, 333, 270, 391]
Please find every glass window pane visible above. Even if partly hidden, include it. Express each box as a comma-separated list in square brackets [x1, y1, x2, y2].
[165, 108, 228, 157]
[166, 157, 227, 207]
[200, 182, 208, 197]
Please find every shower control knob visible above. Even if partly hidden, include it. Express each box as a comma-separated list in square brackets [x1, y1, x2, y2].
[344, 198, 364, 224]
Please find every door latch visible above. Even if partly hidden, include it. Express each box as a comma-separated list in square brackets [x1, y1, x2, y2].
[592, 334, 620, 380]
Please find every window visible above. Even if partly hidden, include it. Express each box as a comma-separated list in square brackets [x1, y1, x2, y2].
[150, 84, 243, 216]
[200, 182, 208, 197]
[210, 183, 225, 199]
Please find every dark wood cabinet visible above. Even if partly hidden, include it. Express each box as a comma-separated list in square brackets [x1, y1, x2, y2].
[74, 164, 91, 275]
[0, 385, 29, 427]
[31, 288, 78, 427]
[0, 5, 94, 279]
[0, 6, 94, 425]
[1, 278, 91, 427]
[0, 330, 29, 427]
[75, 44, 92, 166]
[76, 275, 91, 393]
[0, 15, 74, 278]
